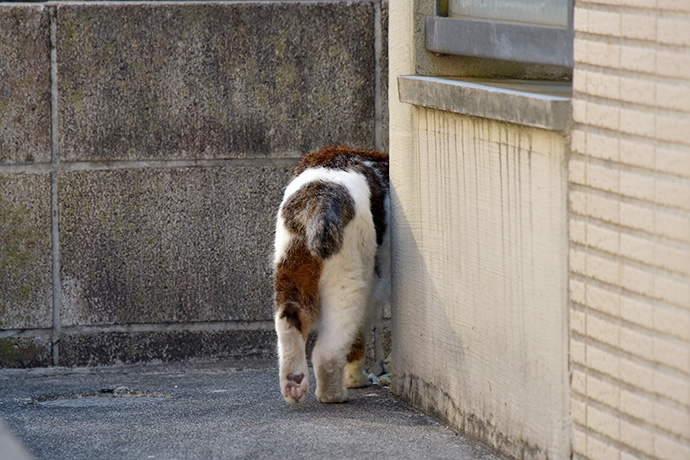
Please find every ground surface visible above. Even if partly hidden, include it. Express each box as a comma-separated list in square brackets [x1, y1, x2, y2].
[0, 358, 500, 460]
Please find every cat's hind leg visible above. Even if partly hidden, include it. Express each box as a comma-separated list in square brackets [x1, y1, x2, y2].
[344, 332, 369, 388]
[274, 241, 322, 404]
[275, 307, 310, 404]
[312, 335, 349, 404]
[312, 277, 371, 403]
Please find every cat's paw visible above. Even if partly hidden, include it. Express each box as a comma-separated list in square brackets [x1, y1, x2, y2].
[281, 372, 308, 404]
[344, 360, 369, 388]
[315, 384, 348, 404]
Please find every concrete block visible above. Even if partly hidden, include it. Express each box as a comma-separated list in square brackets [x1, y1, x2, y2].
[620, 389, 654, 421]
[586, 284, 620, 317]
[621, 264, 655, 297]
[587, 405, 620, 441]
[619, 356, 655, 391]
[58, 329, 276, 367]
[572, 426, 588, 457]
[619, 77, 655, 106]
[585, 132, 619, 162]
[620, 202, 654, 234]
[654, 370, 690, 407]
[587, 344, 620, 380]
[656, 51, 690, 79]
[586, 192, 620, 224]
[654, 305, 690, 343]
[587, 314, 619, 348]
[619, 138, 653, 170]
[0, 336, 52, 368]
[571, 128, 586, 154]
[619, 108, 656, 139]
[621, 45, 655, 73]
[586, 434, 620, 460]
[619, 325, 654, 362]
[587, 70, 620, 100]
[654, 272, 690, 308]
[620, 295, 653, 329]
[655, 174, 690, 211]
[620, 419, 654, 456]
[585, 101, 620, 131]
[587, 374, 620, 410]
[570, 278, 586, 305]
[571, 338, 586, 366]
[587, 252, 621, 286]
[0, 5, 51, 165]
[58, 166, 291, 326]
[655, 209, 690, 244]
[657, 83, 690, 114]
[587, 9, 621, 37]
[654, 433, 690, 460]
[657, 18, 690, 46]
[0, 173, 53, 330]
[56, 2, 377, 161]
[620, 12, 656, 41]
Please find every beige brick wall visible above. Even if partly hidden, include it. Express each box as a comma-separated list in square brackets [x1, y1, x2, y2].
[571, 1, 690, 459]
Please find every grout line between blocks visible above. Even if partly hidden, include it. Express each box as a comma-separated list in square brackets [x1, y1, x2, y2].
[0, 158, 301, 175]
[0, 321, 277, 339]
[374, 0, 383, 152]
[49, 5, 62, 367]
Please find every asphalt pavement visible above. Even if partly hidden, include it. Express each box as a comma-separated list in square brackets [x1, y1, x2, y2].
[0, 358, 500, 460]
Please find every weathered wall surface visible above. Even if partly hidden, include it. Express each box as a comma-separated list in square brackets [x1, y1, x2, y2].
[391, 110, 570, 459]
[0, 1, 388, 367]
[388, 2, 570, 459]
[570, 1, 690, 459]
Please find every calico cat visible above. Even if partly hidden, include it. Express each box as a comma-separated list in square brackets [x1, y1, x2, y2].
[273, 146, 390, 404]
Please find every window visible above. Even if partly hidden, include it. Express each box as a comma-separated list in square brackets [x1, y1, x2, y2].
[426, 0, 574, 67]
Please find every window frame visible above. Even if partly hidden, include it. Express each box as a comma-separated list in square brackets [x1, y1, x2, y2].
[426, 0, 574, 68]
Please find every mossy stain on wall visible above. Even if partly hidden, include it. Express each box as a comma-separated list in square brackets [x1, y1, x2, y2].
[0, 337, 49, 368]
[0, 199, 42, 308]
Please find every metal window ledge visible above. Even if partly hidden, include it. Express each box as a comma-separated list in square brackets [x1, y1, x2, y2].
[398, 75, 572, 131]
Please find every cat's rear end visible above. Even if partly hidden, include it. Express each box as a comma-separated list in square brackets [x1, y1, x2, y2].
[273, 146, 389, 404]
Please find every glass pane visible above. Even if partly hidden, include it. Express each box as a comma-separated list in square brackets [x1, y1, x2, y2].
[448, 0, 568, 27]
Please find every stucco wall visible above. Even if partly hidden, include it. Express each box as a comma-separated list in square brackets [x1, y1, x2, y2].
[388, 2, 570, 459]
[570, 1, 690, 459]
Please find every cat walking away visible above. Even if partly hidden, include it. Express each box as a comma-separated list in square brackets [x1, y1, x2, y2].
[273, 146, 390, 404]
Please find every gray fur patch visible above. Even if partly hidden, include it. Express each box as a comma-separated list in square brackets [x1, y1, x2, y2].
[281, 181, 355, 259]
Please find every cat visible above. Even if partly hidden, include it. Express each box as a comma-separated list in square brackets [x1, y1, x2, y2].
[273, 146, 390, 404]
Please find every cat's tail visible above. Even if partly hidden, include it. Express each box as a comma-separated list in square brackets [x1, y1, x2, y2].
[281, 181, 356, 259]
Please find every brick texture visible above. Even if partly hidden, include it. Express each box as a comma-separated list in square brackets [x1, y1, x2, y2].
[571, 2, 690, 460]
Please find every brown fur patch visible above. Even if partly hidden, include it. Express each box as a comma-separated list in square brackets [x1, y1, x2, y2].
[346, 332, 366, 363]
[353, 163, 388, 245]
[293, 146, 389, 176]
[274, 240, 322, 339]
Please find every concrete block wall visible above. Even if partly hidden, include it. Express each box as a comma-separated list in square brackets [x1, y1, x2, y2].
[0, 1, 388, 367]
[570, 1, 690, 459]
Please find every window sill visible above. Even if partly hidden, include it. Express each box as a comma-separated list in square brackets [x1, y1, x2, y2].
[398, 76, 572, 131]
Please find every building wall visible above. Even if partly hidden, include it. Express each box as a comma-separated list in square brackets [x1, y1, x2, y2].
[570, 1, 690, 459]
[389, 2, 570, 459]
[0, 1, 389, 367]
